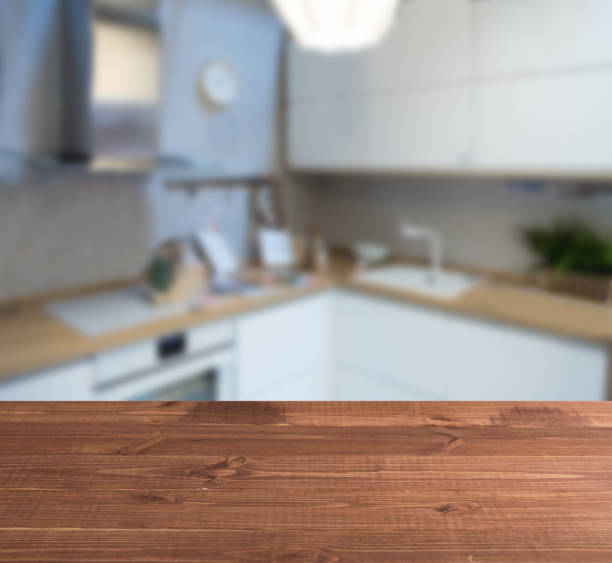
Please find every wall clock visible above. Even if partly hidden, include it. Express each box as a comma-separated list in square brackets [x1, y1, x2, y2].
[198, 60, 239, 110]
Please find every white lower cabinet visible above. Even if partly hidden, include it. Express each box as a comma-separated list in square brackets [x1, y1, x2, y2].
[337, 367, 435, 401]
[447, 316, 609, 401]
[236, 292, 333, 400]
[0, 361, 93, 400]
[250, 367, 330, 401]
[334, 290, 609, 401]
[5, 290, 608, 402]
[335, 292, 450, 399]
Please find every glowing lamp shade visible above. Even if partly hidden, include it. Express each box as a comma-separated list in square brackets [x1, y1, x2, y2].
[270, 0, 401, 52]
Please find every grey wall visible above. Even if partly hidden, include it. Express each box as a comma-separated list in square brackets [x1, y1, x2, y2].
[159, 0, 282, 174]
[304, 176, 612, 274]
[146, 174, 250, 258]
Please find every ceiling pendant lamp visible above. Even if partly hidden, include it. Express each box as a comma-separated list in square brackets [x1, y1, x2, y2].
[270, 0, 401, 52]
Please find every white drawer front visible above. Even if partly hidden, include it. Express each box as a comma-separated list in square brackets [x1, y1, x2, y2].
[187, 321, 234, 354]
[93, 341, 157, 386]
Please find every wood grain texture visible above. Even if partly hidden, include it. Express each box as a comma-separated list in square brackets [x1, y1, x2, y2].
[1, 402, 612, 562]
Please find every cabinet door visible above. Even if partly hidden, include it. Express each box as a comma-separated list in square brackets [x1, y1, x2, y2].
[474, 71, 612, 170]
[287, 0, 472, 103]
[476, 0, 612, 78]
[359, 0, 472, 91]
[289, 86, 471, 170]
[286, 0, 473, 171]
[248, 367, 330, 401]
[448, 316, 608, 401]
[337, 367, 436, 401]
[0, 361, 93, 401]
[287, 45, 363, 104]
[335, 292, 450, 398]
[362, 85, 471, 169]
[288, 99, 367, 170]
[236, 293, 332, 399]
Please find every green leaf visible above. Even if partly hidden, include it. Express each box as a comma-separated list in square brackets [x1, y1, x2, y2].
[520, 220, 612, 277]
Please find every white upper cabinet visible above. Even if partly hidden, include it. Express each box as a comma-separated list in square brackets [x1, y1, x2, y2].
[287, 0, 473, 170]
[287, 48, 364, 103]
[289, 85, 471, 170]
[361, 85, 471, 169]
[288, 98, 367, 169]
[287, 0, 612, 173]
[476, 0, 612, 77]
[474, 70, 612, 170]
[358, 0, 473, 90]
[288, 0, 472, 103]
[473, 0, 612, 171]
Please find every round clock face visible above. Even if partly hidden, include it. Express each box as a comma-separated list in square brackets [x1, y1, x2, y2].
[199, 61, 239, 108]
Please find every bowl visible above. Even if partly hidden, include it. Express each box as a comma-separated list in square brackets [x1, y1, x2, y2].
[352, 242, 390, 264]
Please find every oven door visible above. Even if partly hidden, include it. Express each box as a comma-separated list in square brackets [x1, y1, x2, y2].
[94, 350, 234, 401]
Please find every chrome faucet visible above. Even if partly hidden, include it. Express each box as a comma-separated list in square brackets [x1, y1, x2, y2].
[401, 221, 443, 283]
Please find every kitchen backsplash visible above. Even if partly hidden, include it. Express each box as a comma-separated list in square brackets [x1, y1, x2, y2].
[0, 173, 250, 302]
[0, 174, 151, 302]
[303, 176, 612, 274]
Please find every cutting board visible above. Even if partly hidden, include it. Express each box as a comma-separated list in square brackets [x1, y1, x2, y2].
[44, 286, 190, 337]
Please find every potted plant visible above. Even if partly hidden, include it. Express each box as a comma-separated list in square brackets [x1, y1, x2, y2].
[521, 220, 612, 303]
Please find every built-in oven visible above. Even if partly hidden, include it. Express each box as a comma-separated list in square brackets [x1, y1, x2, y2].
[92, 322, 235, 401]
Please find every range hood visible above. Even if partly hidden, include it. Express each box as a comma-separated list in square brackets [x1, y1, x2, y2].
[0, 0, 177, 174]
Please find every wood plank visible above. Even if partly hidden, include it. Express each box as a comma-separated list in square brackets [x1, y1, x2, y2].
[2, 402, 612, 561]
[2, 400, 612, 427]
[2, 530, 610, 563]
[4, 425, 612, 456]
[2, 455, 612, 493]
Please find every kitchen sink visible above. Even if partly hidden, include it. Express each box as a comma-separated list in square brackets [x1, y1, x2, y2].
[356, 265, 482, 300]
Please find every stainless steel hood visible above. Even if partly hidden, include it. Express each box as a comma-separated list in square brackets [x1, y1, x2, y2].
[0, 0, 172, 175]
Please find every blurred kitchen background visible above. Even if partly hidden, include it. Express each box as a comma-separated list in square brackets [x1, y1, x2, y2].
[0, 0, 611, 401]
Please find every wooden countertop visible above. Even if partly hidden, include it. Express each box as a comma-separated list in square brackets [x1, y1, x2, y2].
[0, 255, 610, 379]
[0, 278, 332, 379]
[2, 401, 612, 562]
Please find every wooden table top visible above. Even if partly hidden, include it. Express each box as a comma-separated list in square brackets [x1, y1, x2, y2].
[2, 402, 612, 562]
